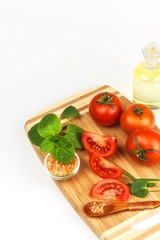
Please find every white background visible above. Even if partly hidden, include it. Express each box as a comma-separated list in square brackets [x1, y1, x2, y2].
[1, 1, 160, 239]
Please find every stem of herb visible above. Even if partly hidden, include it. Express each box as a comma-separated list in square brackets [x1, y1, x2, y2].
[113, 162, 136, 181]
[113, 161, 160, 182]
[123, 169, 137, 181]
[122, 179, 132, 185]
[137, 178, 160, 181]
[148, 189, 160, 192]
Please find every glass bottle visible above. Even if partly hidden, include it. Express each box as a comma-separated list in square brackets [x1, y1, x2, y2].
[133, 42, 160, 112]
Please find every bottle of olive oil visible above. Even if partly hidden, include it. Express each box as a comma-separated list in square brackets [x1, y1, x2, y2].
[133, 42, 160, 112]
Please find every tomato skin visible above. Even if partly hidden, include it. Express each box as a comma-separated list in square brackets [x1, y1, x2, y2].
[126, 128, 160, 165]
[89, 153, 124, 178]
[82, 131, 117, 158]
[89, 153, 123, 178]
[120, 103, 155, 134]
[89, 92, 123, 126]
[90, 179, 130, 202]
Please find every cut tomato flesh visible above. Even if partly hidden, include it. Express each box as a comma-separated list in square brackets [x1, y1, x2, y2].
[82, 131, 117, 158]
[89, 153, 123, 178]
[90, 179, 130, 202]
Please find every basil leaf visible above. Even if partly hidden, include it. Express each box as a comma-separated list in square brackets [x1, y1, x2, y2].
[28, 123, 44, 146]
[65, 124, 83, 149]
[50, 136, 75, 163]
[38, 114, 62, 138]
[61, 106, 80, 119]
[130, 180, 148, 198]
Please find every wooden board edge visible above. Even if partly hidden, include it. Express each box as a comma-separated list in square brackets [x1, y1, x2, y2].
[100, 207, 160, 240]
[25, 85, 99, 129]
[24, 85, 119, 131]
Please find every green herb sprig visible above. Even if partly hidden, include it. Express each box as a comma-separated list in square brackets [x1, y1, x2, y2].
[114, 162, 160, 198]
[28, 107, 83, 164]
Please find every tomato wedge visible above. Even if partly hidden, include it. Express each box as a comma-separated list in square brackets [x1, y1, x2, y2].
[82, 131, 117, 158]
[90, 179, 130, 202]
[89, 153, 123, 178]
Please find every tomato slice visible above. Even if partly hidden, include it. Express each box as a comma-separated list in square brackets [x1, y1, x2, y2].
[89, 153, 123, 178]
[90, 179, 130, 202]
[82, 131, 117, 157]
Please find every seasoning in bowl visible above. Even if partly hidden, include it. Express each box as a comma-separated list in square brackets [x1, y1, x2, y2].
[44, 153, 80, 180]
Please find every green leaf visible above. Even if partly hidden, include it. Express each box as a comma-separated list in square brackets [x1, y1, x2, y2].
[130, 180, 148, 198]
[65, 124, 83, 149]
[66, 124, 83, 134]
[37, 114, 62, 138]
[50, 135, 75, 163]
[40, 138, 55, 152]
[52, 147, 75, 164]
[61, 106, 80, 119]
[28, 123, 44, 146]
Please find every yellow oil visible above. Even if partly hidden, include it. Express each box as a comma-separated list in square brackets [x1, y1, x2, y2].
[133, 43, 160, 112]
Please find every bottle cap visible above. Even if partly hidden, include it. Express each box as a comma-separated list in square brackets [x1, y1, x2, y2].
[142, 42, 160, 58]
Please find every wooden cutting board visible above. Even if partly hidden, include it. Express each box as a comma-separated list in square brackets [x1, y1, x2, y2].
[24, 85, 160, 240]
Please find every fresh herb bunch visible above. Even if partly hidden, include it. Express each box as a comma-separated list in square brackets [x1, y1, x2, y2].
[28, 107, 83, 164]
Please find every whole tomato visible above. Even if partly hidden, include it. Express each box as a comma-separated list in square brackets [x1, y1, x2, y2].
[89, 92, 123, 126]
[120, 103, 155, 134]
[126, 128, 160, 165]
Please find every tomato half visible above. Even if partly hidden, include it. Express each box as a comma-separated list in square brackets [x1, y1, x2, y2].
[126, 128, 160, 165]
[120, 103, 155, 134]
[90, 179, 130, 202]
[82, 131, 117, 157]
[89, 153, 124, 178]
[89, 92, 123, 126]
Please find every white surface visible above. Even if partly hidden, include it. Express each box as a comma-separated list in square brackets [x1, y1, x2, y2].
[1, 1, 160, 240]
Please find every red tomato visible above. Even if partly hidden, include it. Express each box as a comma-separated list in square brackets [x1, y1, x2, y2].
[120, 103, 155, 134]
[89, 92, 123, 126]
[126, 128, 160, 165]
[89, 153, 124, 178]
[82, 131, 117, 158]
[90, 179, 130, 202]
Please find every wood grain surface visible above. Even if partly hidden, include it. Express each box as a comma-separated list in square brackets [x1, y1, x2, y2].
[24, 85, 160, 239]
